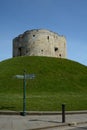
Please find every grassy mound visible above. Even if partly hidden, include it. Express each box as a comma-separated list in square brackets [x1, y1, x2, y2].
[0, 56, 87, 111]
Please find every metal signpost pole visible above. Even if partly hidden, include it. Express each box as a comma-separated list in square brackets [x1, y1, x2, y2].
[14, 72, 35, 116]
[23, 71, 26, 116]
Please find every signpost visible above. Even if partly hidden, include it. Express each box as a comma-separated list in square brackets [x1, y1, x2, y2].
[15, 71, 35, 116]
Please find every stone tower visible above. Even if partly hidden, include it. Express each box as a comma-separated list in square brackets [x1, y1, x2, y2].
[13, 29, 67, 58]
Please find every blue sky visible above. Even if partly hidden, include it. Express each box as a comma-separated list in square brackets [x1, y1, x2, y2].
[0, 0, 87, 65]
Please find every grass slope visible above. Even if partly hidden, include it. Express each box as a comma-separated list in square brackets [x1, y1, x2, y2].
[0, 56, 87, 111]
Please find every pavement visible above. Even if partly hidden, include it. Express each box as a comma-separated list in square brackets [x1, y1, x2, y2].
[0, 111, 87, 130]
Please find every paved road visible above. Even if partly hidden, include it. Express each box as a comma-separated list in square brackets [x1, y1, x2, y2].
[44, 124, 87, 130]
[0, 114, 87, 130]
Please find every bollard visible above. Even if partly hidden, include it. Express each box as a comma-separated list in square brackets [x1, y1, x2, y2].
[62, 104, 65, 123]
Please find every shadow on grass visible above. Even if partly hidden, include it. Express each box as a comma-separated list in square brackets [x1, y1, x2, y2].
[0, 106, 15, 110]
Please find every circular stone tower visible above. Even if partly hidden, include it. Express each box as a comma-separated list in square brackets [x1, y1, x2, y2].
[13, 29, 67, 58]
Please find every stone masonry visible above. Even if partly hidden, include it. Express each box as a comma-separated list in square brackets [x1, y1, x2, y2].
[13, 29, 67, 58]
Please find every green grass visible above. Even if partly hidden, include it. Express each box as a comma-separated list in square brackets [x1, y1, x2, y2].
[0, 56, 87, 111]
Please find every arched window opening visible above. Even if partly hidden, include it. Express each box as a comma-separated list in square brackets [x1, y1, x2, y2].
[47, 36, 49, 40]
[59, 54, 61, 58]
[54, 47, 58, 52]
[18, 47, 22, 56]
[33, 35, 35, 37]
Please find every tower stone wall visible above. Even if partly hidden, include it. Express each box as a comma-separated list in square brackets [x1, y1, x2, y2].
[13, 29, 67, 58]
